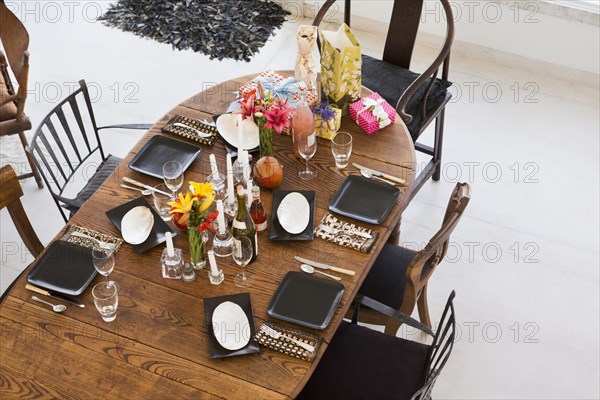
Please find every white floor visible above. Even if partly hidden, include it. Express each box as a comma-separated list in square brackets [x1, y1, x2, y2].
[1, 4, 599, 399]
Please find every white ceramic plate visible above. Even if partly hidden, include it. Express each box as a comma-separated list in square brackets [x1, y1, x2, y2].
[212, 301, 251, 351]
[121, 206, 154, 245]
[277, 192, 310, 235]
[216, 113, 259, 150]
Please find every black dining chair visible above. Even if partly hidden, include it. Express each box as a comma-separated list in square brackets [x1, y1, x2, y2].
[351, 182, 470, 334]
[313, 0, 455, 199]
[298, 291, 457, 400]
[27, 79, 152, 222]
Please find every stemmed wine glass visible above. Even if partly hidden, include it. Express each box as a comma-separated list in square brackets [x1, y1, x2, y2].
[298, 132, 317, 180]
[92, 248, 115, 285]
[163, 161, 184, 196]
[233, 236, 254, 287]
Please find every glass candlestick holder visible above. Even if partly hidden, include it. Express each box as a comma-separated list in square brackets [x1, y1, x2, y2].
[208, 268, 225, 285]
[223, 196, 237, 218]
[212, 228, 233, 257]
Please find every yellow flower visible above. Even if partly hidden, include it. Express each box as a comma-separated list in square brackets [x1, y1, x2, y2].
[168, 192, 195, 215]
[189, 181, 215, 212]
[189, 181, 213, 198]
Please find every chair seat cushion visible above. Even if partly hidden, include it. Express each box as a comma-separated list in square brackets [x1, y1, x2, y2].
[63, 155, 122, 215]
[358, 243, 432, 310]
[361, 54, 452, 141]
[297, 321, 429, 400]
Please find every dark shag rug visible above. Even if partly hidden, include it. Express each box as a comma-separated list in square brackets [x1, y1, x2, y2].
[98, 0, 290, 62]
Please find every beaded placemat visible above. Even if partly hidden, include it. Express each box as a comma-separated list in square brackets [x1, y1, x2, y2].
[61, 225, 124, 253]
[314, 212, 379, 253]
[254, 322, 321, 362]
[162, 115, 218, 146]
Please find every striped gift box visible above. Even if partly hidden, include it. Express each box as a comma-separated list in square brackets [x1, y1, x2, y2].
[239, 70, 317, 106]
[349, 93, 396, 135]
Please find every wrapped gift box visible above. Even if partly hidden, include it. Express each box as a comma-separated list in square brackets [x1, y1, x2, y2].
[315, 106, 342, 140]
[349, 93, 396, 135]
[239, 70, 317, 106]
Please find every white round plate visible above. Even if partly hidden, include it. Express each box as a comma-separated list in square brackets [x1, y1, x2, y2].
[121, 206, 154, 245]
[277, 192, 310, 235]
[212, 301, 250, 351]
[216, 113, 259, 150]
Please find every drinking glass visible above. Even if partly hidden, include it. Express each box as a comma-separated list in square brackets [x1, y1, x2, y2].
[92, 248, 115, 283]
[153, 183, 174, 221]
[163, 161, 184, 194]
[331, 131, 353, 169]
[298, 133, 317, 180]
[233, 236, 254, 287]
[92, 281, 118, 322]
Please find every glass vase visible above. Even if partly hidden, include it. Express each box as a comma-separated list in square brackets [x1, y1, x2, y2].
[188, 226, 206, 270]
[258, 119, 274, 158]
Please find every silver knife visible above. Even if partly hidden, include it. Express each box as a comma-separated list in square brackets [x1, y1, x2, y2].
[26, 284, 85, 308]
[352, 163, 406, 185]
[122, 177, 172, 196]
[294, 256, 355, 276]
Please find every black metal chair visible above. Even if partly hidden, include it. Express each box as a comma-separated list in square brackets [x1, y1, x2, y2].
[351, 183, 470, 333]
[314, 0, 455, 199]
[298, 291, 457, 400]
[27, 79, 152, 222]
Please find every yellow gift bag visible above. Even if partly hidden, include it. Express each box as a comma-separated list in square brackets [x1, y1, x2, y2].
[320, 24, 362, 114]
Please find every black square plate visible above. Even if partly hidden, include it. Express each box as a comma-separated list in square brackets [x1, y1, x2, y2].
[204, 293, 260, 359]
[267, 271, 345, 330]
[105, 196, 176, 253]
[329, 175, 400, 225]
[269, 190, 315, 241]
[128, 135, 201, 178]
[26, 240, 97, 296]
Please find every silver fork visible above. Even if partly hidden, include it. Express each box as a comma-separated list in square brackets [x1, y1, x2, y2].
[172, 122, 213, 138]
[318, 224, 372, 239]
[260, 325, 315, 352]
[69, 231, 116, 251]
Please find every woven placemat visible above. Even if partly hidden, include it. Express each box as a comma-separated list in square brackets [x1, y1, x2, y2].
[162, 115, 218, 146]
[61, 225, 123, 253]
[254, 322, 321, 362]
[314, 212, 379, 253]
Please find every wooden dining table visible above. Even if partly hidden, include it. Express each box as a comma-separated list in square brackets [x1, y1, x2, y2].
[0, 71, 415, 399]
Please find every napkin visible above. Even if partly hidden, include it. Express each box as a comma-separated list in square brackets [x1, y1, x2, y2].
[314, 213, 379, 253]
[161, 115, 218, 146]
[61, 225, 124, 253]
[254, 322, 321, 362]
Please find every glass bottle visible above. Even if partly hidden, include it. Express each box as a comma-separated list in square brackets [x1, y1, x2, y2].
[292, 87, 315, 159]
[232, 185, 258, 263]
[250, 186, 268, 232]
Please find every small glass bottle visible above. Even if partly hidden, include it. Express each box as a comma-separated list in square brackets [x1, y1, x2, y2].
[182, 263, 196, 283]
[250, 186, 268, 232]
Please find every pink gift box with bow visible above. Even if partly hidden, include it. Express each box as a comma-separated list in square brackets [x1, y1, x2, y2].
[349, 93, 396, 135]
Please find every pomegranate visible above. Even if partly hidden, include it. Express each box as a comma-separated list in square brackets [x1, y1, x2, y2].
[253, 156, 283, 189]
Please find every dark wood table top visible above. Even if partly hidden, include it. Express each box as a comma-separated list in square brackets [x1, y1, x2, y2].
[0, 71, 416, 399]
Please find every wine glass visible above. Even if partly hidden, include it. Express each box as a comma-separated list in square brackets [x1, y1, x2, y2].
[163, 161, 184, 195]
[298, 132, 317, 180]
[233, 236, 254, 287]
[92, 248, 115, 284]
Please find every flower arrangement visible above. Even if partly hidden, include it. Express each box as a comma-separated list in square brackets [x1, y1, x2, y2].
[168, 181, 217, 269]
[312, 101, 342, 140]
[234, 83, 295, 157]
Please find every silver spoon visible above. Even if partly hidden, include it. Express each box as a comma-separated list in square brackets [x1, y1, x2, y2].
[300, 264, 341, 281]
[359, 169, 396, 185]
[120, 184, 152, 195]
[31, 296, 67, 313]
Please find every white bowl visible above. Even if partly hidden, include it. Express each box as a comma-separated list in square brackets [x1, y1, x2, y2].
[277, 192, 310, 235]
[212, 301, 251, 351]
[216, 113, 259, 150]
[121, 206, 154, 245]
